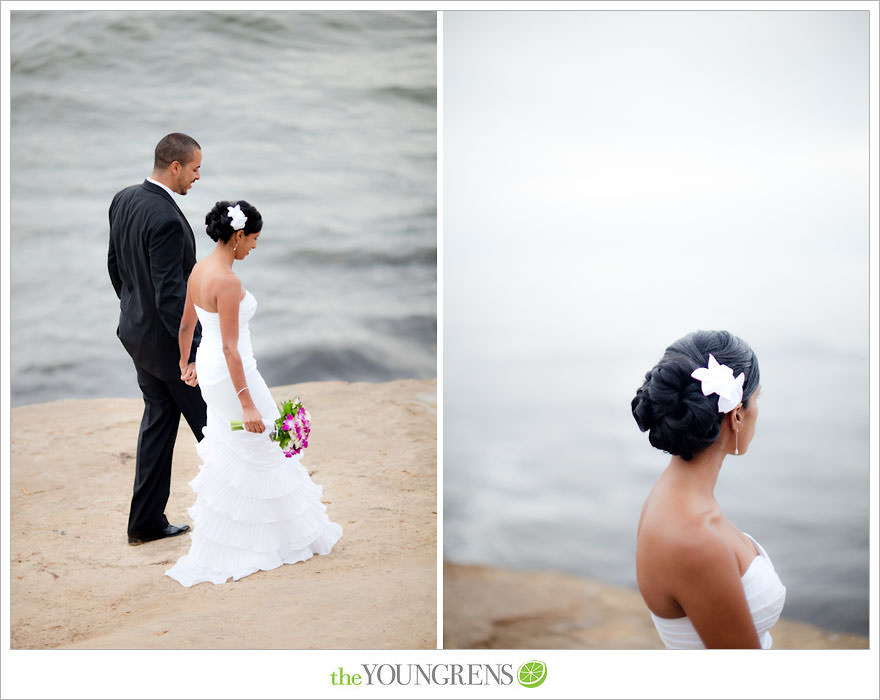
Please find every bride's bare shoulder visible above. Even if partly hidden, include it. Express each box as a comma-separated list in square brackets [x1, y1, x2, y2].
[214, 272, 243, 307]
[641, 509, 730, 574]
[190, 259, 240, 310]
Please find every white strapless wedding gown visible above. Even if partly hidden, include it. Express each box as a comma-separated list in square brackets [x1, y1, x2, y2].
[166, 290, 342, 587]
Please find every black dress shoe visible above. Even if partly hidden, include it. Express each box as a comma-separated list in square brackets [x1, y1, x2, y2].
[128, 523, 190, 545]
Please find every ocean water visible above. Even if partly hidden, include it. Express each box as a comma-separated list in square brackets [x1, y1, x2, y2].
[9, 10, 436, 407]
[442, 11, 870, 638]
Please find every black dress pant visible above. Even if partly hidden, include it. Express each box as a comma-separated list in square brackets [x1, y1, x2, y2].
[128, 362, 207, 537]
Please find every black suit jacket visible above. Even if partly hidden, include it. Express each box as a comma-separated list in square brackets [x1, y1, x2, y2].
[108, 180, 201, 381]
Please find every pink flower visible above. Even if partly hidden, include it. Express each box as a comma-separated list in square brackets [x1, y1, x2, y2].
[269, 397, 311, 458]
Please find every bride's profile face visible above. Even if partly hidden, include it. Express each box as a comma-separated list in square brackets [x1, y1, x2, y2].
[738, 384, 761, 454]
[235, 230, 261, 260]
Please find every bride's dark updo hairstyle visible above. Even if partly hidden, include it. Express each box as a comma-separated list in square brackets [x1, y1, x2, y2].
[631, 330, 760, 461]
[204, 200, 263, 242]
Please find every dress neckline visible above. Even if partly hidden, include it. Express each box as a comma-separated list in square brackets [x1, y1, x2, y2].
[740, 532, 765, 581]
[651, 532, 766, 623]
[193, 290, 250, 315]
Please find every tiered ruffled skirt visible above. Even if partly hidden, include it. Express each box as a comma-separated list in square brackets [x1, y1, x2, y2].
[166, 370, 342, 587]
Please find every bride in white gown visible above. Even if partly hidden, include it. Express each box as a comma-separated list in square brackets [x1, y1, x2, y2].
[166, 200, 342, 587]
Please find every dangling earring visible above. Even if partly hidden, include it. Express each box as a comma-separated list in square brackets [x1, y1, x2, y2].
[735, 430, 739, 455]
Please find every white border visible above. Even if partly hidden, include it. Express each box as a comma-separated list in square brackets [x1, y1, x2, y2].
[436, 8, 445, 653]
[0, 0, 12, 681]
[868, 0, 879, 662]
[2, 2, 878, 699]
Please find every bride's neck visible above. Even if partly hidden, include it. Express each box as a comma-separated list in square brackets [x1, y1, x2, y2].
[665, 445, 726, 500]
[213, 241, 236, 267]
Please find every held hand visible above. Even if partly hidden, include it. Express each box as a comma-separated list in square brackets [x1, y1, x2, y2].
[180, 362, 199, 387]
[242, 405, 265, 433]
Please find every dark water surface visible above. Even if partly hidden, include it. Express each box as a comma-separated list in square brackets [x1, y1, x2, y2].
[10, 10, 436, 407]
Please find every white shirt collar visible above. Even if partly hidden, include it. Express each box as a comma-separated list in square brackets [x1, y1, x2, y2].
[146, 177, 176, 198]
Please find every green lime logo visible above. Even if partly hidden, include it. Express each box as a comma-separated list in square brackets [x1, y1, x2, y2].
[517, 660, 547, 688]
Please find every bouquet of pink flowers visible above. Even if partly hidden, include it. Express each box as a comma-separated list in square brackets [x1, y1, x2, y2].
[230, 397, 311, 458]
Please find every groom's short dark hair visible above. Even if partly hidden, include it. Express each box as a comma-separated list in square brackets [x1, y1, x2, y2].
[154, 133, 201, 170]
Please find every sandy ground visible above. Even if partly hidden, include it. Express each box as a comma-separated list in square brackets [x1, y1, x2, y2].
[444, 562, 868, 649]
[10, 379, 437, 649]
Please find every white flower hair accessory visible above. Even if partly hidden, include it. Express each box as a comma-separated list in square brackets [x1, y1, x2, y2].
[691, 353, 745, 414]
[227, 204, 247, 231]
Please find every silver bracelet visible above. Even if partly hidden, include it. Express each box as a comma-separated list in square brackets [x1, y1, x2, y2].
[236, 386, 249, 396]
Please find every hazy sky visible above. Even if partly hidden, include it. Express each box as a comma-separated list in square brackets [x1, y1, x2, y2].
[445, 10, 868, 357]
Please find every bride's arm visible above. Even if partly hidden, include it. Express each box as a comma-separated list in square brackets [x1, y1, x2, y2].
[178, 278, 199, 386]
[218, 279, 265, 433]
[669, 530, 762, 648]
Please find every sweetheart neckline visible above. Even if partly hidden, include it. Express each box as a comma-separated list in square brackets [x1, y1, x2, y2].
[739, 532, 764, 580]
[193, 290, 252, 315]
[650, 533, 766, 622]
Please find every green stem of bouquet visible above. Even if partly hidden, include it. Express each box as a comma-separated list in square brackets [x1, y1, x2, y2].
[230, 421, 244, 431]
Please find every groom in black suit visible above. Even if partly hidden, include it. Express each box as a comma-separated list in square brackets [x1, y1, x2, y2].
[108, 133, 207, 545]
